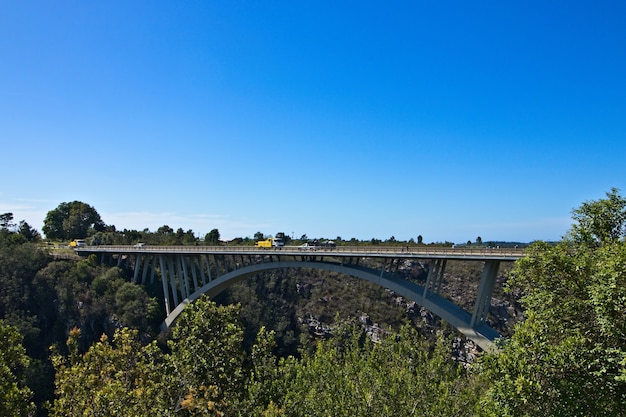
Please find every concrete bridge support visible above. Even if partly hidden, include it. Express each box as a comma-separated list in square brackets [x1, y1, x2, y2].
[471, 261, 500, 328]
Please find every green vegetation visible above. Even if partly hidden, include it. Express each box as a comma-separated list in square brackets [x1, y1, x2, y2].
[0, 191, 625, 415]
[48, 298, 480, 416]
[0, 321, 36, 416]
[477, 188, 626, 416]
[42, 201, 106, 240]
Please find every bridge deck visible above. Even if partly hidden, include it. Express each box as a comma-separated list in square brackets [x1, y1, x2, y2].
[76, 245, 524, 261]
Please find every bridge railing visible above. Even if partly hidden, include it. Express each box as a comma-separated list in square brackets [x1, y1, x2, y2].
[76, 245, 525, 259]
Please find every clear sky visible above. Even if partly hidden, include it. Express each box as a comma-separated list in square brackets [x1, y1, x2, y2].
[1, 1, 625, 243]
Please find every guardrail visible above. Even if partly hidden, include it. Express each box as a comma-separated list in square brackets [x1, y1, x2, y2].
[75, 245, 525, 260]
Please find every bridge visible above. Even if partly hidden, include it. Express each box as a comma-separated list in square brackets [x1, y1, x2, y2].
[75, 245, 524, 350]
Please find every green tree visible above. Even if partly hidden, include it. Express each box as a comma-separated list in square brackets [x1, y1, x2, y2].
[0, 212, 15, 230]
[42, 201, 105, 240]
[0, 242, 52, 350]
[238, 326, 284, 415]
[168, 296, 246, 415]
[0, 320, 36, 417]
[205, 229, 221, 245]
[279, 325, 480, 417]
[568, 187, 626, 246]
[114, 282, 160, 331]
[18, 221, 40, 242]
[478, 189, 626, 416]
[50, 327, 175, 417]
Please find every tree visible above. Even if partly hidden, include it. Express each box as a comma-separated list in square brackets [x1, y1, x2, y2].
[50, 327, 174, 416]
[0, 320, 36, 416]
[114, 282, 160, 331]
[42, 201, 105, 240]
[417, 235, 423, 245]
[205, 229, 221, 245]
[476, 236, 482, 245]
[168, 296, 246, 415]
[0, 212, 15, 230]
[18, 221, 40, 242]
[478, 189, 626, 416]
[180, 229, 197, 246]
[568, 187, 626, 246]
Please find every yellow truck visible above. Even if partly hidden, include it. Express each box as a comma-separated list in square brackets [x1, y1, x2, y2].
[69, 239, 86, 248]
[256, 238, 284, 248]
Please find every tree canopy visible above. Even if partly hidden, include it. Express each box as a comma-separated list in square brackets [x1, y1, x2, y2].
[0, 321, 36, 416]
[568, 187, 626, 246]
[42, 201, 105, 240]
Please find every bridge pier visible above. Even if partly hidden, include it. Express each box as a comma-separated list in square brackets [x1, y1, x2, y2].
[470, 261, 500, 328]
[423, 259, 446, 297]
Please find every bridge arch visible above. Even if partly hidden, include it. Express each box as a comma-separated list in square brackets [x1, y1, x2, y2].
[162, 260, 501, 351]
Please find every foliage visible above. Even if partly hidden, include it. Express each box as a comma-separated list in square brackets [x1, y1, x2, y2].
[42, 201, 105, 240]
[0, 242, 52, 351]
[0, 320, 36, 417]
[478, 189, 626, 416]
[49, 327, 174, 417]
[273, 325, 481, 417]
[205, 228, 221, 245]
[0, 237, 164, 414]
[568, 187, 626, 246]
[168, 297, 246, 415]
[46, 292, 489, 417]
[49, 297, 248, 416]
[0, 212, 15, 230]
[0, 213, 41, 243]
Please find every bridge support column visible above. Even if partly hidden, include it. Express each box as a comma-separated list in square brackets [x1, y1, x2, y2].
[177, 256, 190, 299]
[133, 254, 141, 283]
[199, 255, 207, 285]
[140, 255, 151, 285]
[205, 255, 213, 283]
[159, 256, 171, 316]
[166, 256, 180, 307]
[379, 259, 387, 280]
[189, 258, 199, 293]
[149, 256, 157, 284]
[471, 261, 500, 328]
[423, 259, 446, 297]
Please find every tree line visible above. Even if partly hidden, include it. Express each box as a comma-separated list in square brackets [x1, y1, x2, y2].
[32, 200, 502, 248]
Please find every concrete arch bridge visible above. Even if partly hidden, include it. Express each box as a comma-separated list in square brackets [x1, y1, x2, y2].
[75, 245, 524, 350]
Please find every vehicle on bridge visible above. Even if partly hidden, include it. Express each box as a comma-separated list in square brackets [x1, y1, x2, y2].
[256, 237, 284, 248]
[69, 239, 86, 248]
[301, 240, 336, 250]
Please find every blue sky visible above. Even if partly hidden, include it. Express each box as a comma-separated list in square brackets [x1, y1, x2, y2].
[1, 1, 625, 243]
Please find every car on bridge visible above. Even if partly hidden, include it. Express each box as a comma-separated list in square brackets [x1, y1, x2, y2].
[300, 242, 317, 250]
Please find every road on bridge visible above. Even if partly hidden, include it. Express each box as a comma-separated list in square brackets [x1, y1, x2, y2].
[76, 245, 525, 261]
